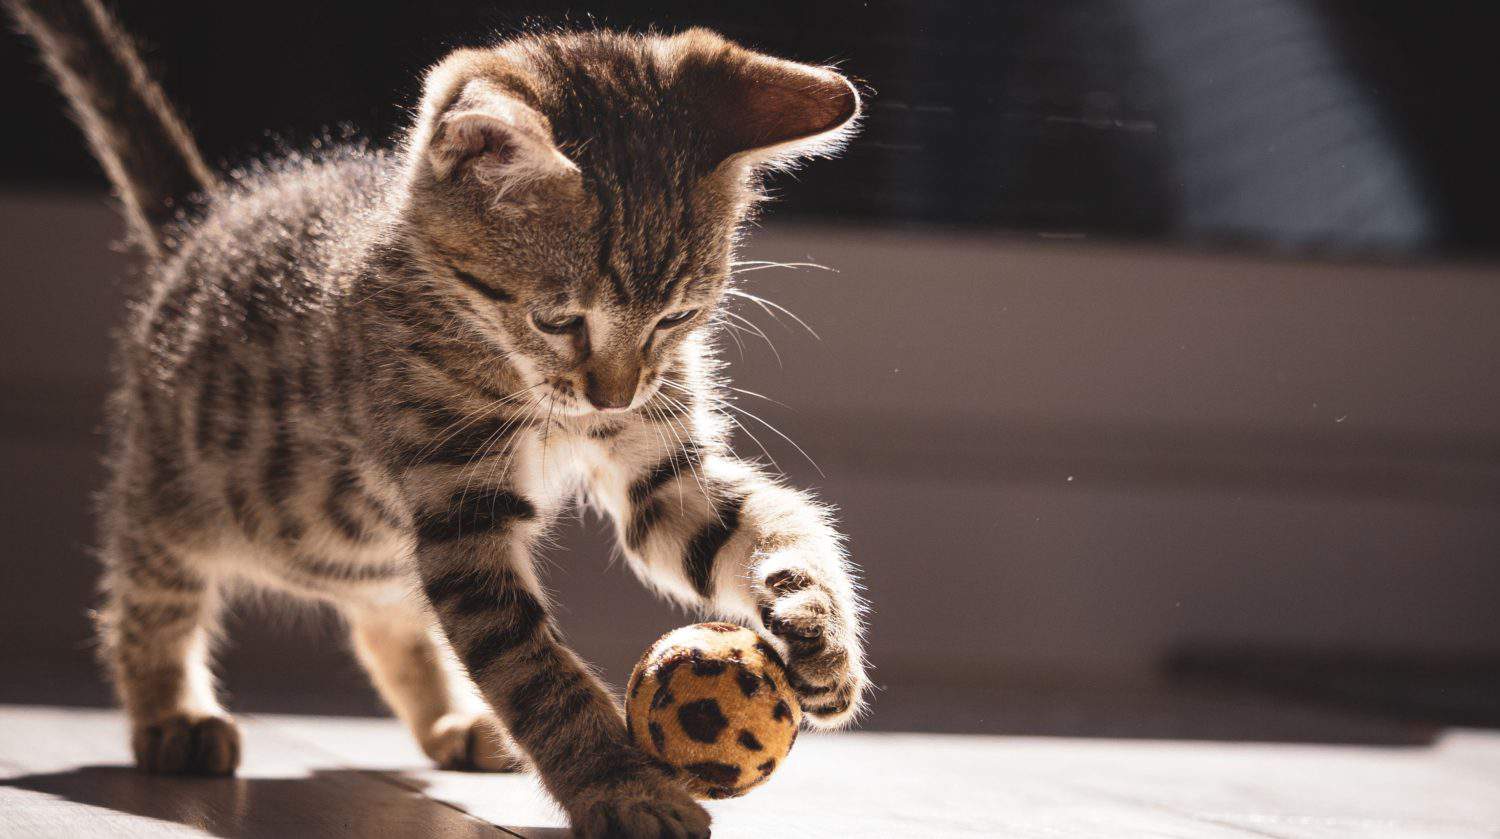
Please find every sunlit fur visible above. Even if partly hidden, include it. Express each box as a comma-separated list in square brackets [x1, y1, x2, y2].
[12, 5, 866, 835]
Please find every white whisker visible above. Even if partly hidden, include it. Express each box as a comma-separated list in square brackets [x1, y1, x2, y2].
[728, 260, 835, 274]
[720, 310, 782, 368]
[724, 288, 821, 340]
[713, 395, 823, 478]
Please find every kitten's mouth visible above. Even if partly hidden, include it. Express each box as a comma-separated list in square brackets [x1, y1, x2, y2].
[537, 380, 617, 418]
[537, 382, 593, 418]
[539, 377, 661, 418]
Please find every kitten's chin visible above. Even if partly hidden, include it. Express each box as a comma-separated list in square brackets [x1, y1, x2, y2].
[555, 402, 602, 418]
[546, 391, 621, 418]
[537, 379, 661, 418]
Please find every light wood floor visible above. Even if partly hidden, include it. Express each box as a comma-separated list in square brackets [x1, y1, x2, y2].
[1, 705, 1497, 838]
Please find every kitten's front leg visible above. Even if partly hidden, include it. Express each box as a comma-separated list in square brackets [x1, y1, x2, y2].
[611, 446, 868, 727]
[411, 483, 709, 838]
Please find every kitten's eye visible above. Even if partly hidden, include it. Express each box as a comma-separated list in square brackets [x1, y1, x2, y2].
[532, 312, 584, 334]
[655, 309, 699, 330]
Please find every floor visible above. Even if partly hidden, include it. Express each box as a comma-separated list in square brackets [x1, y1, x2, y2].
[2, 706, 1497, 838]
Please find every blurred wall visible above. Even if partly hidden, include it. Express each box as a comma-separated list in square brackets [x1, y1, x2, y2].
[3, 193, 1497, 718]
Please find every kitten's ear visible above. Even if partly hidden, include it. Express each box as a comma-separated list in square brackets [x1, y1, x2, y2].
[424, 79, 579, 196]
[675, 30, 861, 170]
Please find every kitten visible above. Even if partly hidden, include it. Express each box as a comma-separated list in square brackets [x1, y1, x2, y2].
[9, 1, 868, 835]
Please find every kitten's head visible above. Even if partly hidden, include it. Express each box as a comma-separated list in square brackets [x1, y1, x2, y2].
[394, 28, 858, 415]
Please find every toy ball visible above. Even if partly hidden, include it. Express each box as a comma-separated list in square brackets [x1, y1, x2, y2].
[626, 622, 801, 799]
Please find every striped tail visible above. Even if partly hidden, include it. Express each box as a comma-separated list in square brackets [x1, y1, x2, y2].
[6, 0, 216, 257]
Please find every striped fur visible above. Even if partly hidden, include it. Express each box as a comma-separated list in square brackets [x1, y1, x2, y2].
[14, 7, 866, 835]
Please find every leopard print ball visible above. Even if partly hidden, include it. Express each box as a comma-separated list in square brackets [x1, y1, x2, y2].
[626, 623, 801, 799]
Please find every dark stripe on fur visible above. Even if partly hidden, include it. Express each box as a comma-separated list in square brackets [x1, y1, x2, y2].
[262, 368, 301, 541]
[145, 446, 191, 519]
[504, 667, 594, 744]
[121, 598, 197, 627]
[454, 600, 549, 674]
[290, 555, 405, 582]
[683, 492, 745, 597]
[119, 540, 205, 592]
[423, 568, 529, 618]
[262, 370, 295, 504]
[629, 444, 702, 509]
[323, 489, 368, 543]
[226, 484, 260, 536]
[224, 363, 253, 451]
[240, 285, 276, 345]
[423, 565, 553, 678]
[451, 267, 515, 302]
[296, 353, 323, 410]
[323, 457, 404, 541]
[415, 488, 535, 544]
[400, 416, 519, 467]
[626, 498, 664, 551]
[192, 339, 222, 451]
[624, 444, 701, 549]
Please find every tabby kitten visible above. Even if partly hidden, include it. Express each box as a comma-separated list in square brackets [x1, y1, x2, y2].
[10, 1, 867, 835]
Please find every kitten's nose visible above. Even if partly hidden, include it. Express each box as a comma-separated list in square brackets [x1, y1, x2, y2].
[584, 370, 638, 411]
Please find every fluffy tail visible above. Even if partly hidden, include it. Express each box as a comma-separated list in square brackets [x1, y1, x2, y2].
[7, 0, 215, 257]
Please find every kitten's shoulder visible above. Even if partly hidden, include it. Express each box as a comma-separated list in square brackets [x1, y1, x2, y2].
[172, 146, 398, 279]
[123, 146, 396, 359]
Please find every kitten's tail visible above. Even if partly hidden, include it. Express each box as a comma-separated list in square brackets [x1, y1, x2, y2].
[6, 0, 216, 257]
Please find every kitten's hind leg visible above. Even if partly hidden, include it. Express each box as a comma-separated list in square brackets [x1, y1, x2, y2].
[99, 536, 240, 776]
[347, 606, 523, 772]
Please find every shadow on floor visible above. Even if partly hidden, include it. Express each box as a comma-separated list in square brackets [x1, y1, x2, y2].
[0, 765, 564, 839]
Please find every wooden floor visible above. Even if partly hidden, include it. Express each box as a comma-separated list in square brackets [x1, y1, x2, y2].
[1, 706, 1497, 838]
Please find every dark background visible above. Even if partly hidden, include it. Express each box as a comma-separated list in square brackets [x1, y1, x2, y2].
[2, 1, 1498, 743]
[6, 0, 1500, 253]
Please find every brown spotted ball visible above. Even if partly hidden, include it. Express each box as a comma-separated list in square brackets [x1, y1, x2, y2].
[626, 622, 801, 799]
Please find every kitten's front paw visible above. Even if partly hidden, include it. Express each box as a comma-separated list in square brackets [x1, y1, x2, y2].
[132, 713, 241, 776]
[425, 712, 524, 772]
[755, 569, 867, 728]
[568, 764, 711, 838]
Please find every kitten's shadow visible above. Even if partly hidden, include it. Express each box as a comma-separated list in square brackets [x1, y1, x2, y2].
[1, 765, 567, 839]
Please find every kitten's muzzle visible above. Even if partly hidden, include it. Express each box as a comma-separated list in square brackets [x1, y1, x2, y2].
[583, 367, 641, 412]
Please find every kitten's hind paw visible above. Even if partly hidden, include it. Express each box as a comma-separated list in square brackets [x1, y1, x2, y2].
[132, 713, 241, 776]
[425, 712, 524, 772]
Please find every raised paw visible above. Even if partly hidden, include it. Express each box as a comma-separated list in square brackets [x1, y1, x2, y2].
[424, 712, 524, 772]
[568, 765, 711, 838]
[755, 569, 867, 728]
[132, 713, 241, 776]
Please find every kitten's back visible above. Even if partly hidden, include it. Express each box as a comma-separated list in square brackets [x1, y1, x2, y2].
[131, 151, 394, 371]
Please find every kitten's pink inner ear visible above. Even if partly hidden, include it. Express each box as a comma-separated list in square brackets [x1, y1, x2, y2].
[707, 58, 860, 161]
[438, 115, 519, 170]
[426, 85, 578, 187]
